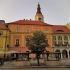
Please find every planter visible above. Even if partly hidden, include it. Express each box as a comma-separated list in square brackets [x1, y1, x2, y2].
[13, 60, 30, 67]
[44, 60, 61, 66]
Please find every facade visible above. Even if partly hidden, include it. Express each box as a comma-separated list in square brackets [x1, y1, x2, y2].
[6, 3, 53, 54]
[0, 20, 9, 58]
[0, 3, 70, 59]
[52, 25, 70, 59]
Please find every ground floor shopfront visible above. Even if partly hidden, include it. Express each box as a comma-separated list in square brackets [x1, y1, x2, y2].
[54, 47, 70, 59]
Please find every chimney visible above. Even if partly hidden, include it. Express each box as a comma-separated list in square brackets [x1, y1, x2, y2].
[0, 20, 5, 23]
[30, 19, 31, 20]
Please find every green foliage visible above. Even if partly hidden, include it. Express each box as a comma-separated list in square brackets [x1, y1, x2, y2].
[26, 31, 48, 52]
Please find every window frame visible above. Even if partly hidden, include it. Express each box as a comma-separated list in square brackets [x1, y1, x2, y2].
[0, 31, 3, 36]
[26, 29, 30, 33]
[15, 39, 20, 45]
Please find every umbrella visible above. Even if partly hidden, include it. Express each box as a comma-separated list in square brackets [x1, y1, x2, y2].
[0, 51, 5, 54]
[6, 50, 18, 54]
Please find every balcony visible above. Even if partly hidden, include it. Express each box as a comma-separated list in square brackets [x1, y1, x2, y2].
[53, 44, 70, 47]
[15, 44, 20, 47]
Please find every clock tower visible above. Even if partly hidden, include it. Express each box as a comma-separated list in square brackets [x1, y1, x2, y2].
[35, 3, 44, 22]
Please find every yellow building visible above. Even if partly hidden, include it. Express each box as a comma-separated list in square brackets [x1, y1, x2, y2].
[52, 25, 70, 59]
[66, 23, 70, 30]
[0, 20, 9, 58]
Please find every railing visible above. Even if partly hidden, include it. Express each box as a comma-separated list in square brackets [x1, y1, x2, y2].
[15, 44, 20, 47]
[53, 44, 70, 47]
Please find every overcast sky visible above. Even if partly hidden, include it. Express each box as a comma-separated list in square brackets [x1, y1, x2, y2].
[0, 0, 70, 25]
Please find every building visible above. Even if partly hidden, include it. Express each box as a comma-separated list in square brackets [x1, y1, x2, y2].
[66, 23, 70, 30]
[7, 3, 53, 55]
[0, 3, 70, 59]
[0, 20, 9, 58]
[52, 25, 70, 59]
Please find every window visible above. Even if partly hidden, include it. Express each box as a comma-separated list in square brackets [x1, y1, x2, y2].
[26, 29, 30, 32]
[17, 28, 20, 32]
[53, 36, 56, 40]
[58, 36, 62, 40]
[53, 41, 56, 44]
[16, 39, 19, 45]
[64, 42, 68, 45]
[36, 29, 39, 32]
[0, 31, 2, 36]
[64, 36, 68, 40]
[56, 30, 64, 32]
[58, 42, 62, 45]
[38, 18, 41, 20]
[44, 29, 48, 33]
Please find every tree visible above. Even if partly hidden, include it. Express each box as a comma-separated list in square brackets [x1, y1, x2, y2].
[26, 31, 48, 66]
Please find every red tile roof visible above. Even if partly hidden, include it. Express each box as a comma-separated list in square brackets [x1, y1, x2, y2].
[52, 25, 70, 34]
[0, 23, 8, 29]
[7, 20, 52, 26]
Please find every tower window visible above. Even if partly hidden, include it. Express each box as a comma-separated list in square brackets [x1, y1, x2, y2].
[38, 18, 41, 20]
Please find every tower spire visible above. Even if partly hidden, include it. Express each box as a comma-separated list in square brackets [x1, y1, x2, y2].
[36, 3, 42, 14]
[35, 3, 44, 22]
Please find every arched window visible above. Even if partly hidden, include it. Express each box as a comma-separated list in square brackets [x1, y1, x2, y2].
[17, 28, 20, 32]
[26, 29, 30, 32]
[44, 29, 48, 33]
[36, 29, 39, 32]
[62, 50, 68, 58]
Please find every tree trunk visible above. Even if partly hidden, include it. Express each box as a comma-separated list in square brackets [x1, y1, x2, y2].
[36, 51, 40, 66]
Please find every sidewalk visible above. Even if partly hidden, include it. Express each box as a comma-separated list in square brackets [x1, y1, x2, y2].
[0, 60, 69, 69]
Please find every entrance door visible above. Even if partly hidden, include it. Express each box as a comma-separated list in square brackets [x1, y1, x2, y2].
[62, 50, 68, 58]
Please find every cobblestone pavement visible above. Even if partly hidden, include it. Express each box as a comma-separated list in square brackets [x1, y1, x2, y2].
[0, 59, 70, 70]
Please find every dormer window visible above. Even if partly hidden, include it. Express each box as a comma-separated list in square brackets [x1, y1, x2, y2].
[56, 29, 64, 32]
[26, 29, 30, 32]
[0, 31, 2, 36]
[17, 28, 20, 32]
